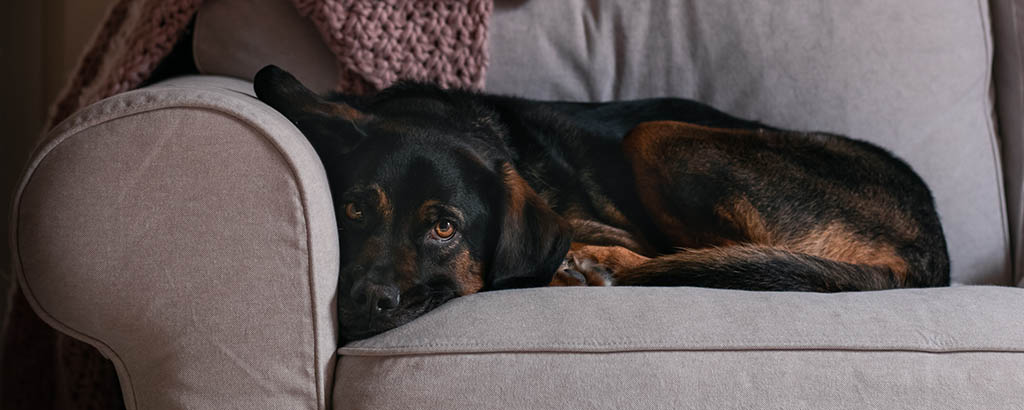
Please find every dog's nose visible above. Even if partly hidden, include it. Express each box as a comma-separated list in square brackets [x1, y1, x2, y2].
[368, 283, 400, 312]
[349, 280, 401, 313]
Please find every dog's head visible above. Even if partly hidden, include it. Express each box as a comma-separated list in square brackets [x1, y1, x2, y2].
[254, 66, 570, 341]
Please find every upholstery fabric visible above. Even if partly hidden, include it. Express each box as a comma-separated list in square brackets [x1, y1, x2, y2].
[12, 76, 339, 410]
[193, 0, 1010, 285]
[193, 0, 338, 92]
[338, 352, 1024, 409]
[991, 0, 1024, 286]
[489, 0, 1007, 285]
[194, 0, 339, 94]
[335, 286, 1024, 409]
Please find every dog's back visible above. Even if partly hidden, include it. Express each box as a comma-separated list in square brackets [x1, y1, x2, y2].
[481, 95, 949, 291]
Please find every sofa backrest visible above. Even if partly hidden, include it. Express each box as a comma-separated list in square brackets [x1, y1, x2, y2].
[991, 0, 1024, 287]
[194, 0, 1011, 285]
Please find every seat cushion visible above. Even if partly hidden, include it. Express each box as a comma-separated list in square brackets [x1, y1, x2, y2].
[335, 286, 1024, 409]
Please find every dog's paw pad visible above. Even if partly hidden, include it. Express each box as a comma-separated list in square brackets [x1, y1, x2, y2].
[551, 253, 614, 287]
[551, 264, 588, 286]
[563, 268, 588, 284]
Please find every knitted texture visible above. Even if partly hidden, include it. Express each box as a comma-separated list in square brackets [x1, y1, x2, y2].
[50, 0, 204, 127]
[9, 1, 493, 409]
[49, 0, 492, 127]
[294, 0, 491, 94]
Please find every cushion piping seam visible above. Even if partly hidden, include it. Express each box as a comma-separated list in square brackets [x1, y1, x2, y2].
[337, 346, 1024, 357]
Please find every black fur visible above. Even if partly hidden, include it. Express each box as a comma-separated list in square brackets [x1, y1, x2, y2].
[254, 65, 950, 341]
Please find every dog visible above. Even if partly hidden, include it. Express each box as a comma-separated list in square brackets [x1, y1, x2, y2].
[254, 65, 949, 341]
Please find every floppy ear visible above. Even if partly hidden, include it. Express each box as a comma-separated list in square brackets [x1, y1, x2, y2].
[487, 163, 572, 290]
[254, 65, 369, 157]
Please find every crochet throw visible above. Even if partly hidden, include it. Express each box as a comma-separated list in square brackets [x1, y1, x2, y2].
[50, 0, 491, 126]
[4, 0, 492, 409]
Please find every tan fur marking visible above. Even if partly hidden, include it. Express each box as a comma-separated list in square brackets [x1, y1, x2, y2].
[715, 197, 774, 244]
[501, 163, 535, 215]
[622, 121, 912, 282]
[624, 122, 753, 150]
[393, 247, 418, 290]
[418, 200, 442, 221]
[305, 101, 366, 122]
[791, 222, 909, 280]
[622, 123, 692, 245]
[501, 164, 586, 258]
[453, 248, 484, 295]
[331, 103, 365, 121]
[568, 243, 650, 273]
[622, 121, 742, 248]
[373, 185, 392, 220]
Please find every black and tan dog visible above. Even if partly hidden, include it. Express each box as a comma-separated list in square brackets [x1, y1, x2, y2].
[254, 65, 949, 341]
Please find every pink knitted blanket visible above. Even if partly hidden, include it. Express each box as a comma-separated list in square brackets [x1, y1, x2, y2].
[8, 1, 491, 409]
[50, 0, 492, 126]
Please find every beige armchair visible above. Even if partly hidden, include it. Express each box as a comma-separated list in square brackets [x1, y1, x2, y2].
[11, 0, 1024, 408]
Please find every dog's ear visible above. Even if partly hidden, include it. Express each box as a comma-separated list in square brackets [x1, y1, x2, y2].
[254, 65, 369, 157]
[487, 163, 572, 290]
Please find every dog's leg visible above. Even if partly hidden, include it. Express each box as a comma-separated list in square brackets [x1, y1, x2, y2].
[550, 243, 650, 286]
[554, 243, 902, 291]
[565, 218, 652, 254]
[614, 121, 941, 290]
[548, 218, 655, 286]
[612, 245, 901, 292]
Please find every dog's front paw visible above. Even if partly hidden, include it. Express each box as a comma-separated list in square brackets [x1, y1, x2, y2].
[550, 251, 615, 287]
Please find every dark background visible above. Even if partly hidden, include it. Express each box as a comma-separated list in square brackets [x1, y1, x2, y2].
[0, 0, 117, 338]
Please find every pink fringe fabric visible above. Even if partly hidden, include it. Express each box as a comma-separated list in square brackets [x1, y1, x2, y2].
[13, 1, 491, 409]
[49, 0, 492, 127]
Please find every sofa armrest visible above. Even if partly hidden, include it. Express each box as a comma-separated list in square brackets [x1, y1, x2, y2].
[10, 76, 338, 410]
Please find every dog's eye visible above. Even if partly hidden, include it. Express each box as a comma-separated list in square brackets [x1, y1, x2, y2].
[432, 220, 456, 240]
[344, 203, 363, 220]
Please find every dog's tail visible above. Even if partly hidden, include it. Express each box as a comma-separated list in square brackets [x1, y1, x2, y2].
[614, 245, 907, 292]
